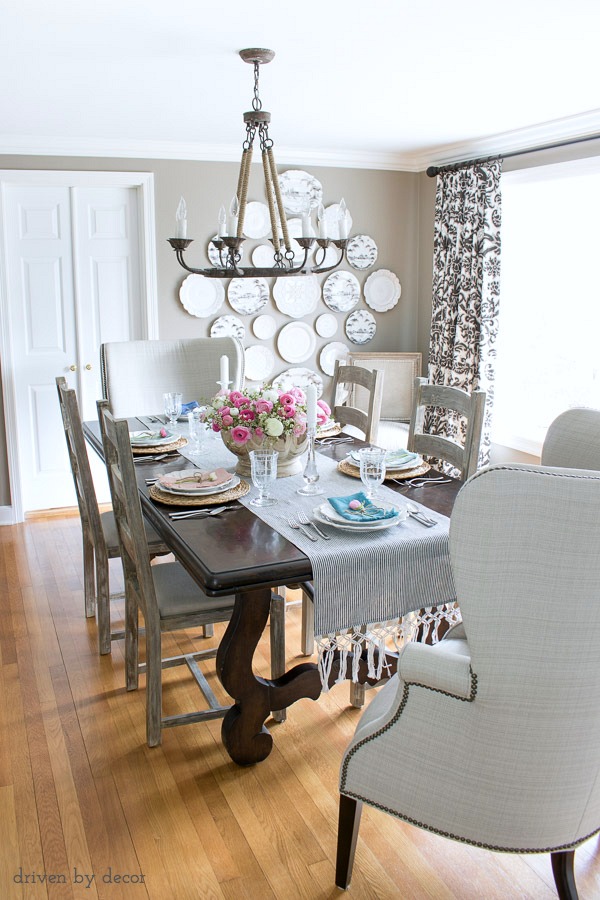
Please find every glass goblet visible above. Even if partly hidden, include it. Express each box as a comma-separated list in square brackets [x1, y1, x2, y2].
[163, 392, 183, 428]
[358, 447, 387, 500]
[249, 449, 278, 508]
[187, 408, 206, 460]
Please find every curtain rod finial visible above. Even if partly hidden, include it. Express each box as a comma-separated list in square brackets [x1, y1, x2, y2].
[426, 166, 439, 178]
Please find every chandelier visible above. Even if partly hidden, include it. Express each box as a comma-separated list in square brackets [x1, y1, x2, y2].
[168, 48, 350, 279]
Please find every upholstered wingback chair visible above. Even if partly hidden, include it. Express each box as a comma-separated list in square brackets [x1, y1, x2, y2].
[541, 407, 600, 470]
[337, 464, 600, 898]
[100, 336, 245, 417]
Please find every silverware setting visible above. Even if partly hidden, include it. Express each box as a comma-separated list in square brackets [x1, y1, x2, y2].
[287, 516, 318, 542]
[315, 436, 354, 446]
[168, 505, 234, 520]
[297, 512, 331, 540]
[405, 503, 437, 527]
[391, 475, 452, 488]
[133, 452, 175, 464]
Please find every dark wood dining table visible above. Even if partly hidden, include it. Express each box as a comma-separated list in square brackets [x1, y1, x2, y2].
[84, 418, 462, 766]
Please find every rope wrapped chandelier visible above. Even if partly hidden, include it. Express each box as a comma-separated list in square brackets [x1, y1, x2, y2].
[168, 48, 350, 279]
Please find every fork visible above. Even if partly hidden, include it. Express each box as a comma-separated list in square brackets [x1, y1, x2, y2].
[169, 505, 231, 520]
[287, 516, 318, 542]
[297, 512, 330, 540]
[405, 503, 437, 527]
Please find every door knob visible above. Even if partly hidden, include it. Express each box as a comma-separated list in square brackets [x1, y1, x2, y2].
[69, 364, 77, 372]
[85, 363, 92, 371]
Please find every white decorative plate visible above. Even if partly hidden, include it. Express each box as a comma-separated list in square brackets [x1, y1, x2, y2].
[315, 313, 338, 338]
[278, 170, 323, 215]
[277, 322, 317, 364]
[242, 201, 271, 239]
[322, 271, 361, 312]
[252, 244, 276, 268]
[347, 234, 378, 270]
[179, 274, 225, 318]
[244, 345, 275, 382]
[228, 277, 269, 315]
[322, 203, 353, 240]
[345, 309, 377, 344]
[314, 502, 407, 532]
[319, 341, 349, 376]
[158, 472, 238, 496]
[273, 275, 320, 318]
[130, 429, 175, 447]
[364, 269, 402, 312]
[207, 236, 244, 268]
[252, 314, 277, 340]
[272, 367, 324, 399]
[210, 315, 245, 340]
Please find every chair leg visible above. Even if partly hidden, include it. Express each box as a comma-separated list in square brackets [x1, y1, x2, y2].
[125, 592, 139, 692]
[335, 794, 363, 890]
[82, 533, 96, 618]
[96, 555, 112, 656]
[349, 681, 366, 708]
[270, 592, 286, 724]
[551, 850, 578, 900]
[146, 625, 163, 748]
[301, 589, 315, 656]
[202, 624, 214, 638]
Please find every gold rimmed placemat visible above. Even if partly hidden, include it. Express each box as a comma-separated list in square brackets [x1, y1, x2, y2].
[337, 458, 431, 481]
[149, 479, 250, 507]
[132, 436, 188, 455]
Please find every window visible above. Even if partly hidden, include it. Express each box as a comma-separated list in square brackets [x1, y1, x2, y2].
[492, 157, 600, 456]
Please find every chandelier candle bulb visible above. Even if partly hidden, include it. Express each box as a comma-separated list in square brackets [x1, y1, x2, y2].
[338, 198, 349, 239]
[218, 205, 227, 237]
[318, 203, 327, 239]
[227, 195, 239, 236]
[306, 384, 317, 430]
[175, 197, 187, 239]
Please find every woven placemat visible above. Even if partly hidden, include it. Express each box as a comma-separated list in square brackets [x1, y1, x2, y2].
[149, 478, 250, 507]
[316, 422, 342, 439]
[337, 458, 431, 481]
[132, 436, 188, 455]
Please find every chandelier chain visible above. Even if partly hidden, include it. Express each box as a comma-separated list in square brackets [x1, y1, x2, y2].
[252, 61, 262, 111]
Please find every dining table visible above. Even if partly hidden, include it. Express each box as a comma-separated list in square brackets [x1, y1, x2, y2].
[84, 416, 462, 766]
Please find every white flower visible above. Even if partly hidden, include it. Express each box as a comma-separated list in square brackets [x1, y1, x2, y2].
[262, 389, 279, 403]
[229, 407, 239, 416]
[264, 417, 284, 437]
[213, 397, 225, 409]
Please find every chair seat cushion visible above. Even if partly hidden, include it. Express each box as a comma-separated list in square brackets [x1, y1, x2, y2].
[100, 510, 167, 555]
[151, 562, 235, 620]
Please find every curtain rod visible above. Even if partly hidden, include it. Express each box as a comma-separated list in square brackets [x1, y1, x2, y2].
[425, 131, 600, 177]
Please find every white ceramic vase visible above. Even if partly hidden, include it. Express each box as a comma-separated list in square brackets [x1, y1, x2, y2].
[220, 429, 308, 477]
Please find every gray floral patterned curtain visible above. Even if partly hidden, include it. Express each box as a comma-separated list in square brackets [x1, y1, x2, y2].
[427, 159, 502, 468]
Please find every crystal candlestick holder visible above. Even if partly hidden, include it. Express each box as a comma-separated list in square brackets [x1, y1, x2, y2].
[216, 380, 232, 395]
[297, 428, 323, 495]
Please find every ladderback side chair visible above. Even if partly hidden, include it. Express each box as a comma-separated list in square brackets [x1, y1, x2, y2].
[329, 361, 384, 444]
[100, 405, 238, 747]
[100, 336, 245, 417]
[336, 464, 600, 899]
[407, 377, 487, 480]
[541, 407, 600, 470]
[56, 377, 168, 655]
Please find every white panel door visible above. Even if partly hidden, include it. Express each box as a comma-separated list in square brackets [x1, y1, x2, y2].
[4, 182, 143, 511]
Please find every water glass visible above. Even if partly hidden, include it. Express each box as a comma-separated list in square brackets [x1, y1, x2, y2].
[358, 447, 387, 500]
[187, 407, 206, 460]
[163, 391, 182, 427]
[249, 449, 278, 507]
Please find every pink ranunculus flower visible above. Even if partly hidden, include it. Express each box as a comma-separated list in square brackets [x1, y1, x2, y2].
[254, 426, 264, 439]
[221, 414, 234, 427]
[230, 425, 252, 444]
[239, 408, 255, 422]
[317, 398, 331, 416]
[293, 421, 307, 436]
[279, 392, 295, 406]
[282, 403, 296, 418]
[288, 387, 306, 403]
[211, 421, 221, 432]
[254, 399, 273, 414]
[317, 409, 329, 426]
[229, 391, 244, 406]
[219, 406, 230, 417]
[237, 396, 252, 407]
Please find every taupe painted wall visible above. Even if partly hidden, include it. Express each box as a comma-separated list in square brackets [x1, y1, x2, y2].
[0, 155, 423, 508]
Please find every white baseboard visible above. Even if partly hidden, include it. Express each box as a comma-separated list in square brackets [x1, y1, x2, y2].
[0, 505, 16, 526]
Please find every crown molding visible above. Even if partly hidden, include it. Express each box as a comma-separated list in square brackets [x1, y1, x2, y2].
[2, 109, 600, 173]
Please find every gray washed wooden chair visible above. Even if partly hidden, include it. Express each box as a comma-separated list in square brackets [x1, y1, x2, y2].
[541, 407, 600, 470]
[337, 464, 600, 899]
[329, 360, 384, 444]
[56, 377, 168, 655]
[407, 376, 486, 480]
[100, 336, 245, 417]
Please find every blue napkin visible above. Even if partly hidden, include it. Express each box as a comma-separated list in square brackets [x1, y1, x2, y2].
[328, 491, 399, 522]
[181, 401, 199, 415]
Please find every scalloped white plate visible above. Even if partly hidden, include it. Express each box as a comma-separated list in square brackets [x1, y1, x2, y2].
[245, 345, 275, 381]
[319, 341, 349, 376]
[273, 275, 320, 318]
[364, 269, 402, 312]
[278, 170, 323, 215]
[179, 274, 225, 318]
[228, 277, 269, 315]
[242, 201, 271, 239]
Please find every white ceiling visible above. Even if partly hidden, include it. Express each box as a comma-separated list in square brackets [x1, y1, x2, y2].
[2, 0, 600, 171]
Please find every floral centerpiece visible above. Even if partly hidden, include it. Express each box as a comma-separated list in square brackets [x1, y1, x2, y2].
[203, 386, 332, 477]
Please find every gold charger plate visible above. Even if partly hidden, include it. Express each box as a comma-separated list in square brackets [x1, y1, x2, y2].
[149, 478, 250, 507]
[132, 436, 188, 455]
[337, 458, 430, 481]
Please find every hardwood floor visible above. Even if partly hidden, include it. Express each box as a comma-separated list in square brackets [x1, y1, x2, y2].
[1, 512, 599, 899]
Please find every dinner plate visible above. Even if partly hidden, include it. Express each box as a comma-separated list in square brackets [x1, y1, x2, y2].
[272, 367, 324, 399]
[242, 201, 271, 239]
[277, 322, 317, 364]
[210, 315, 245, 340]
[322, 271, 361, 313]
[314, 502, 407, 532]
[157, 469, 237, 496]
[252, 314, 277, 340]
[319, 341, 349, 376]
[345, 309, 377, 344]
[364, 269, 402, 312]
[207, 236, 244, 268]
[244, 345, 275, 381]
[130, 429, 176, 446]
[346, 234, 378, 270]
[228, 277, 269, 315]
[251, 244, 276, 268]
[273, 275, 320, 318]
[347, 450, 423, 470]
[278, 169, 323, 215]
[315, 313, 338, 338]
[179, 274, 225, 318]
